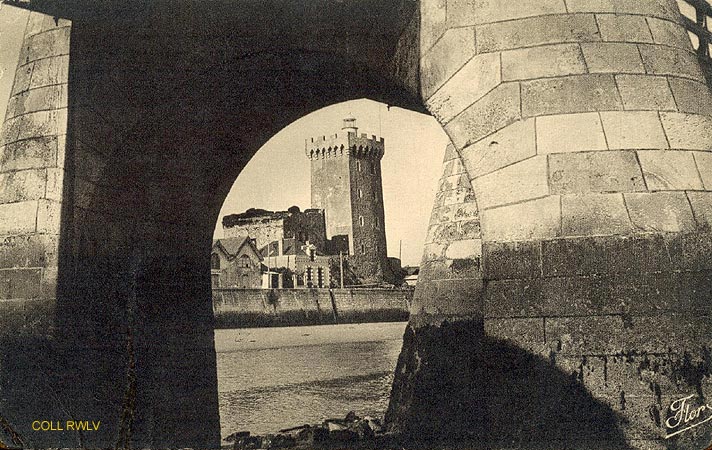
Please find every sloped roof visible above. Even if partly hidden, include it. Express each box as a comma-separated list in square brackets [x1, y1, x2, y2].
[213, 237, 262, 260]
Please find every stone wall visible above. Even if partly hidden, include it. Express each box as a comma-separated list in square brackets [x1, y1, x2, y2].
[213, 288, 412, 328]
[388, 1, 712, 449]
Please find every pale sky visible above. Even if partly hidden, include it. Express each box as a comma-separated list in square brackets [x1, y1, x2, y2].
[215, 99, 450, 266]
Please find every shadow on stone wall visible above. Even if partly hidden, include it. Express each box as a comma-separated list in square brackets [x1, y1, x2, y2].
[386, 319, 633, 449]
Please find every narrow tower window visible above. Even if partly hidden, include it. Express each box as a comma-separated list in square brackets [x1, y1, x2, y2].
[356, 161, 362, 172]
[358, 188, 363, 199]
[359, 216, 364, 227]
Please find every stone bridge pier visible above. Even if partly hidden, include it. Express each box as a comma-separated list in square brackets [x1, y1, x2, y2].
[0, 0, 710, 448]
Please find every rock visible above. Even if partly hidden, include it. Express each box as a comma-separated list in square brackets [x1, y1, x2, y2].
[363, 416, 383, 433]
[351, 419, 376, 440]
[262, 433, 296, 448]
[225, 430, 250, 442]
[296, 426, 329, 445]
[233, 435, 261, 450]
[326, 421, 347, 432]
[329, 428, 359, 442]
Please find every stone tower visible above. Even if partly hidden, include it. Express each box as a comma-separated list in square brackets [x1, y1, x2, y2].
[306, 117, 389, 283]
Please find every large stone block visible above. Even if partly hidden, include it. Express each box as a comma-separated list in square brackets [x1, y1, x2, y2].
[420, 0, 447, 53]
[565, 0, 680, 20]
[421, 27, 476, 99]
[594, 14, 654, 43]
[459, 119, 535, 178]
[446, 0, 566, 27]
[501, 43, 586, 81]
[475, 13, 600, 53]
[0, 234, 59, 269]
[28, 55, 70, 89]
[0, 169, 47, 203]
[615, 74, 676, 111]
[545, 315, 625, 356]
[541, 234, 671, 276]
[561, 193, 633, 236]
[548, 151, 646, 194]
[484, 317, 545, 352]
[693, 151, 712, 189]
[687, 191, 712, 229]
[667, 77, 712, 116]
[482, 278, 543, 317]
[536, 112, 607, 154]
[521, 74, 622, 117]
[599, 111, 668, 150]
[660, 112, 712, 150]
[638, 44, 704, 82]
[637, 150, 703, 190]
[0, 267, 42, 300]
[581, 42, 645, 74]
[0, 201, 37, 236]
[481, 195, 561, 242]
[472, 155, 548, 209]
[482, 241, 541, 280]
[444, 82, 521, 149]
[426, 51, 501, 122]
[24, 27, 71, 63]
[646, 16, 694, 51]
[624, 192, 696, 233]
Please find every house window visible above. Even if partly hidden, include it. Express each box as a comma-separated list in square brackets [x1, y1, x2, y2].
[211, 253, 220, 270]
[359, 216, 364, 227]
[317, 267, 324, 288]
[240, 254, 251, 268]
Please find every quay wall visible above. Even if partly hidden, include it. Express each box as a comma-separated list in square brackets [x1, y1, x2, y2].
[213, 288, 412, 328]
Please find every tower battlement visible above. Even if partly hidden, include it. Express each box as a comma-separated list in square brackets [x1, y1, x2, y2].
[305, 131, 385, 160]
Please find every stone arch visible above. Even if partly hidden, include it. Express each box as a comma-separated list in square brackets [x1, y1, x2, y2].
[0, 0, 710, 449]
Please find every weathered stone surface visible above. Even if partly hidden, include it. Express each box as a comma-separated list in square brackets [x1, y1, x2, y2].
[482, 241, 541, 280]
[693, 151, 712, 189]
[420, 0, 447, 52]
[545, 315, 625, 356]
[594, 14, 654, 43]
[581, 42, 645, 74]
[481, 195, 561, 242]
[476, 13, 600, 53]
[0, 201, 37, 235]
[421, 27, 476, 99]
[687, 191, 712, 229]
[484, 318, 545, 351]
[521, 74, 622, 117]
[667, 77, 712, 116]
[0, 268, 42, 300]
[459, 119, 535, 178]
[0, 169, 46, 203]
[541, 234, 671, 276]
[646, 16, 694, 51]
[599, 111, 668, 150]
[561, 193, 632, 236]
[548, 151, 646, 194]
[472, 156, 548, 209]
[536, 112, 607, 154]
[501, 43, 586, 81]
[660, 112, 712, 150]
[637, 150, 703, 190]
[615, 75, 676, 111]
[565, 0, 680, 20]
[445, 82, 521, 149]
[426, 51, 501, 122]
[638, 44, 705, 81]
[624, 192, 696, 233]
[446, 0, 566, 27]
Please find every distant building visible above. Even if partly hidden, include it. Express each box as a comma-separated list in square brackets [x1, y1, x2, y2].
[306, 116, 393, 284]
[402, 266, 419, 287]
[211, 237, 263, 288]
[216, 117, 400, 288]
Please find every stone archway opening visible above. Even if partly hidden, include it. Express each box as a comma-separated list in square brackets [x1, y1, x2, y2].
[208, 98, 448, 440]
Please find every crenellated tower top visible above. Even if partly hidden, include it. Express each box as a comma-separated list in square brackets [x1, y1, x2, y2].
[305, 117, 385, 160]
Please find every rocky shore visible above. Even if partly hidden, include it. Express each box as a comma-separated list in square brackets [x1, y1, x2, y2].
[224, 411, 397, 450]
